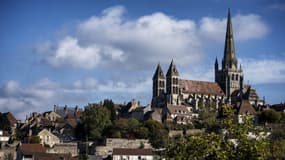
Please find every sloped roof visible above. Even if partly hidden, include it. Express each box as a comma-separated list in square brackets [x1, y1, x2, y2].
[34, 153, 77, 160]
[65, 118, 77, 129]
[179, 79, 224, 96]
[20, 143, 46, 155]
[238, 100, 256, 115]
[167, 104, 190, 115]
[153, 63, 165, 79]
[113, 148, 153, 155]
[4, 112, 17, 125]
[166, 60, 179, 77]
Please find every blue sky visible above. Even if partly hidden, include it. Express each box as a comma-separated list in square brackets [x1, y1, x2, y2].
[1, 0, 285, 119]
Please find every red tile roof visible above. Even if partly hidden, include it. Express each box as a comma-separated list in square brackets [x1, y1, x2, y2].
[113, 148, 153, 156]
[20, 143, 46, 155]
[238, 100, 256, 115]
[179, 79, 224, 96]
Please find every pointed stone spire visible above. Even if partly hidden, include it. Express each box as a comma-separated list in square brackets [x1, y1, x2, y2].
[153, 63, 165, 80]
[215, 56, 219, 70]
[166, 59, 179, 77]
[222, 8, 237, 69]
[239, 64, 242, 71]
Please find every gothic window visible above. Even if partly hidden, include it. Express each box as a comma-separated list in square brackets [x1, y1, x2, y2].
[176, 87, 178, 94]
[232, 74, 234, 80]
[159, 81, 164, 87]
[236, 74, 239, 81]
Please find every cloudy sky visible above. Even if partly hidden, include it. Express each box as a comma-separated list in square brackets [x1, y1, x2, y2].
[1, 0, 285, 119]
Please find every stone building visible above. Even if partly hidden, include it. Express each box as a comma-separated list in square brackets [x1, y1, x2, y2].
[38, 129, 60, 147]
[112, 148, 154, 160]
[151, 9, 264, 123]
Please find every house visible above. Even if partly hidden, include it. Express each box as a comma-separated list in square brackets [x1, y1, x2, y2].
[0, 130, 10, 147]
[33, 153, 78, 160]
[16, 143, 46, 160]
[38, 129, 60, 147]
[236, 100, 257, 123]
[95, 138, 152, 158]
[54, 105, 82, 119]
[162, 104, 192, 124]
[58, 118, 77, 142]
[112, 148, 154, 160]
[144, 108, 162, 123]
[43, 111, 61, 122]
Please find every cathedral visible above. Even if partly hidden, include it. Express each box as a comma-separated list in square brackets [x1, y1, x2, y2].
[151, 9, 264, 123]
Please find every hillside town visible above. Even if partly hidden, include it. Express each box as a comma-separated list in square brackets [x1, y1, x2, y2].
[1, 7, 285, 160]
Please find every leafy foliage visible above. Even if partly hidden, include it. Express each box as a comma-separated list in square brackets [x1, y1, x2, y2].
[165, 105, 270, 159]
[0, 112, 11, 131]
[103, 99, 117, 122]
[84, 103, 112, 140]
[259, 109, 281, 123]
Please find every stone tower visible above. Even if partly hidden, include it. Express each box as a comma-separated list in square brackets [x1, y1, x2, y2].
[215, 9, 243, 102]
[166, 60, 180, 105]
[152, 63, 166, 98]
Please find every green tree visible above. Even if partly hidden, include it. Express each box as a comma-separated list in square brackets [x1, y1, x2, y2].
[103, 99, 117, 122]
[165, 105, 269, 159]
[0, 112, 10, 131]
[84, 104, 112, 140]
[259, 109, 281, 123]
[144, 120, 168, 148]
[198, 103, 219, 131]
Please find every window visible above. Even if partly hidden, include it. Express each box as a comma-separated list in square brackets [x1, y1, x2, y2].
[236, 74, 239, 81]
[46, 135, 50, 142]
[231, 74, 234, 80]
[159, 81, 164, 87]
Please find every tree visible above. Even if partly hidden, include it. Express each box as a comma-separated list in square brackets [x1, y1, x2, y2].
[84, 104, 112, 140]
[259, 109, 281, 123]
[144, 120, 169, 148]
[0, 112, 10, 131]
[198, 103, 220, 131]
[103, 99, 117, 122]
[165, 105, 270, 159]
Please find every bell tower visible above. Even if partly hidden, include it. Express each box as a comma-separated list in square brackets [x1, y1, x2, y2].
[215, 9, 243, 102]
[166, 60, 180, 105]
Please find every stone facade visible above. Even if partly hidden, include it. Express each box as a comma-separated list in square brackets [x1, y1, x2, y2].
[38, 129, 60, 147]
[46, 143, 78, 157]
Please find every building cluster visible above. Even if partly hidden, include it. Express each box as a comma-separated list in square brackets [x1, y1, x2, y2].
[0, 9, 284, 160]
[1, 103, 157, 160]
[151, 9, 264, 124]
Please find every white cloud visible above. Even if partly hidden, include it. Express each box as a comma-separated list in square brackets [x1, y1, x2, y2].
[36, 6, 268, 70]
[199, 14, 269, 42]
[241, 58, 285, 84]
[0, 78, 152, 120]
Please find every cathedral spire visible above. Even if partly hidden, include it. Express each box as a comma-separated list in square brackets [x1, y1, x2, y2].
[215, 56, 219, 70]
[166, 59, 179, 77]
[153, 63, 165, 80]
[222, 8, 237, 69]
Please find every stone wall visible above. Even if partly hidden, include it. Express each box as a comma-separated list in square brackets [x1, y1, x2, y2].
[105, 138, 152, 149]
[47, 143, 78, 157]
